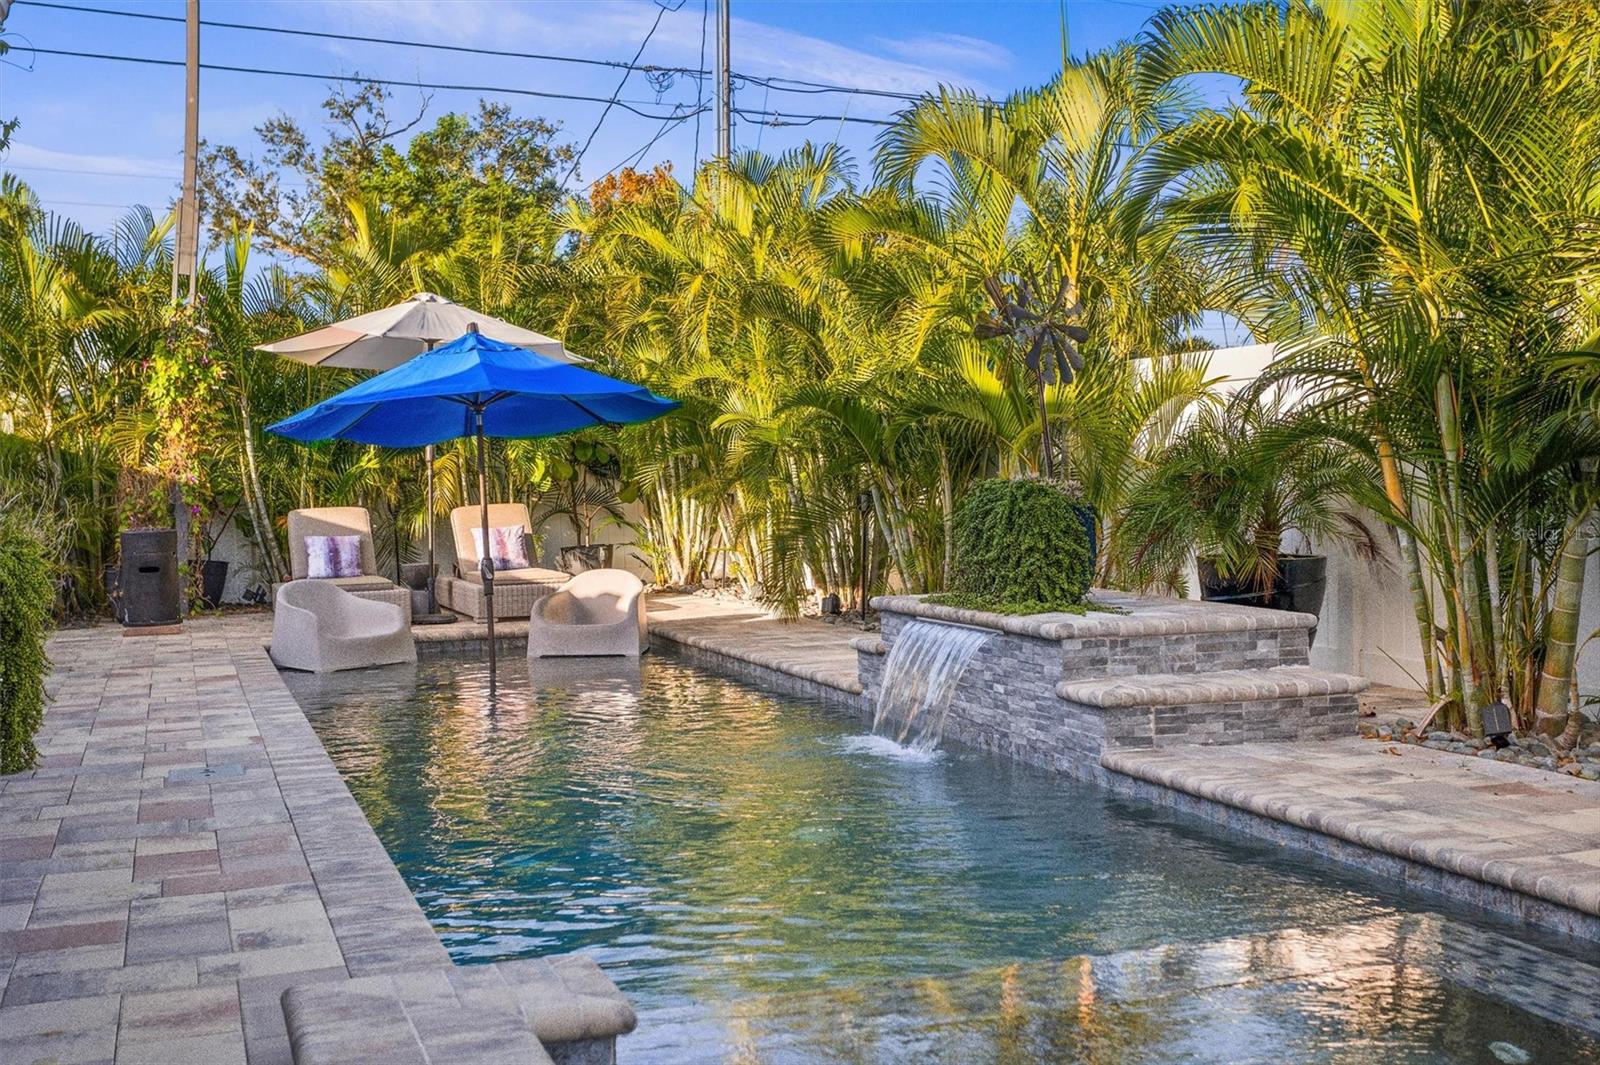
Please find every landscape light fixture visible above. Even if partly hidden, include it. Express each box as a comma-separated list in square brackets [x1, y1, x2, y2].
[1480, 701, 1514, 748]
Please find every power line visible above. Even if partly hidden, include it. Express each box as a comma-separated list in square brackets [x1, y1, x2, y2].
[21, 0, 936, 107]
[3, 162, 179, 179]
[562, 0, 676, 188]
[20, 0, 706, 78]
[38, 197, 141, 208]
[734, 107, 893, 128]
[25, 46, 895, 134]
[25, 47, 705, 121]
[736, 75, 920, 103]
[2, 160, 310, 187]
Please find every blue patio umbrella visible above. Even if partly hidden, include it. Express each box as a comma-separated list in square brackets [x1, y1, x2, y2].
[268, 327, 679, 684]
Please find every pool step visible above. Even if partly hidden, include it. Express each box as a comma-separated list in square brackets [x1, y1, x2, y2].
[1056, 665, 1368, 708]
[1051, 666, 1366, 753]
[281, 953, 635, 1065]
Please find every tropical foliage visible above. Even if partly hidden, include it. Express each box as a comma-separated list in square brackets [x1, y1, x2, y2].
[1140, 0, 1600, 738]
[0, 508, 54, 774]
[931, 477, 1093, 615]
[3, 0, 1599, 746]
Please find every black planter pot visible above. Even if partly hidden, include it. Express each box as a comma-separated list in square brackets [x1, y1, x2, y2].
[560, 543, 613, 574]
[1198, 554, 1328, 642]
[198, 559, 229, 610]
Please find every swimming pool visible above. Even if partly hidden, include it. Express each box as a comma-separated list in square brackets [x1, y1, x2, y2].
[285, 654, 1600, 1063]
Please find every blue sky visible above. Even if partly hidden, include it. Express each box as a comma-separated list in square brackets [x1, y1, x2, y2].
[1, 0, 1170, 237]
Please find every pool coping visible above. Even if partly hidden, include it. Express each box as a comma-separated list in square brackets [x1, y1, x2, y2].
[1094, 752, 1600, 942]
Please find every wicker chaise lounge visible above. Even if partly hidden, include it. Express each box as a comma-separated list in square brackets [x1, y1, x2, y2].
[274, 507, 410, 614]
[527, 569, 647, 658]
[270, 581, 416, 673]
[436, 503, 570, 621]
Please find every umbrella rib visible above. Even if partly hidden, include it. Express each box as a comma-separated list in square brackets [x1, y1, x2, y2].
[323, 402, 394, 444]
[568, 397, 622, 429]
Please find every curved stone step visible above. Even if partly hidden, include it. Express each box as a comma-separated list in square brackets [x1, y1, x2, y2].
[1057, 666, 1369, 709]
[281, 953, 634, 1064]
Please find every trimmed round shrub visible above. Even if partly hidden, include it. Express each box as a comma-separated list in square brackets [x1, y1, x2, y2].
[939, 478, 1093, 614]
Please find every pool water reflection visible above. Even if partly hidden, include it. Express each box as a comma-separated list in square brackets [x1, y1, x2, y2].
[286, 654, 1600, 1063]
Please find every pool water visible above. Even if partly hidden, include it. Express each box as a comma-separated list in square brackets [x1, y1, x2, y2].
[286, 654, 1600, 1063]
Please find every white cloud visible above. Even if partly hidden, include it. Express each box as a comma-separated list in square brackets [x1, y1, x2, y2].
[3, 142, 181, 179]
[297, 0, 1000, 115]
[873, 33, 1013, 72]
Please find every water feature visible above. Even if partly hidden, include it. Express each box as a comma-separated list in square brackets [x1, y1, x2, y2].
[870, 618, 990, 751]
[285, 654, 1600, 1064]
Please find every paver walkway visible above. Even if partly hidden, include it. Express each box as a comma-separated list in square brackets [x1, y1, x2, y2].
[0, 616, 449, 1065]
[645, 592, 863, 695]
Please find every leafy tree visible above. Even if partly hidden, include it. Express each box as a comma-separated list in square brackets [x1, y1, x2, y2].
[198, 83, 573, 262]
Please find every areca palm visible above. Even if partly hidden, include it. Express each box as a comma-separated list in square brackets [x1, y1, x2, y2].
[1142, 0, 1600, 735]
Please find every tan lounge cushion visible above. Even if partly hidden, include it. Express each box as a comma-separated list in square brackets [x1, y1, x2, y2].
[323, 574, 401, 591]
[287, 507, 380, 580]
[450, 503, 534, 571]
[458, 566, 568, 586]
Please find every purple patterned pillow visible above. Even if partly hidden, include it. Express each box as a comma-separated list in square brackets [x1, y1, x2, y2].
[471, 525, 530, 571]
[305, 534, 363, 579]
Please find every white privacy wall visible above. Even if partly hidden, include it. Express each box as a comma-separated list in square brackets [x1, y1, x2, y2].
[1202, 343, 1600, 698]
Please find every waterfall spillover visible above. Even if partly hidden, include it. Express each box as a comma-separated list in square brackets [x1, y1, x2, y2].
[871, 619, 991, 752]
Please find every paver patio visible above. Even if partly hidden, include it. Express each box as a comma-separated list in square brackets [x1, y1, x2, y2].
[0, 615, 448, 1064]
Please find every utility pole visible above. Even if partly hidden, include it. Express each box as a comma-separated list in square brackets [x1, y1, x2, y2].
[715, 0, 731, 160]
[171, 0, 200, 304]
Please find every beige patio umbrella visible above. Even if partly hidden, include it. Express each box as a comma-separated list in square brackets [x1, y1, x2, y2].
[257, 293, 587, 618]
[257, 291, 588, 369]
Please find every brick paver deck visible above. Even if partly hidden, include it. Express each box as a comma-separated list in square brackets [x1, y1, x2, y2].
[1102, 738, 1600, 930]
[645, 593, 864, 696]
[0, 616, 449, 1064]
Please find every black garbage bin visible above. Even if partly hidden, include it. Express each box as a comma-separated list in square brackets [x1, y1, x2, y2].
[120, 529, 181, 627]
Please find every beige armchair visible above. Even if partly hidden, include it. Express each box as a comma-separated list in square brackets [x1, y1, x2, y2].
[527, 569, 647, 659]
[279, 507, 409, 613]
[270, 580, 415, 673]
[436, 503, 568, 621]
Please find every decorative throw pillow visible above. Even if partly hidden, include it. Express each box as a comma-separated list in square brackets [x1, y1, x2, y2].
[305, 534, 363, 579]
[472, 525, 530, 571]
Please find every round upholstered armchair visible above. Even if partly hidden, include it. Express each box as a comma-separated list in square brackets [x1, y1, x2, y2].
[526, 570, 647, 659]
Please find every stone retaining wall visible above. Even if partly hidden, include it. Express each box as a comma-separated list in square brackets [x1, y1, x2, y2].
[860, 592, 1366, 772]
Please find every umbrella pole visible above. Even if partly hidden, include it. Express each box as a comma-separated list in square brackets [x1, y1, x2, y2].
[476, 407, 496, 691]
[424, 339, 439, 616]
[425, 443, 437, 613]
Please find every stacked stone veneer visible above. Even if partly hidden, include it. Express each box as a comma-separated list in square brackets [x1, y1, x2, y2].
[856, 591, 1368, 775]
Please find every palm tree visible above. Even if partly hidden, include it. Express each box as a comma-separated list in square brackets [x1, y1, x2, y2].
[1119, 392, 1381, 595]
[1142, 0, 1600, 736]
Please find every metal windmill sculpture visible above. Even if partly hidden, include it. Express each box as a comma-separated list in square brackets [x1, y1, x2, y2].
[974, 267, 1088, 479]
